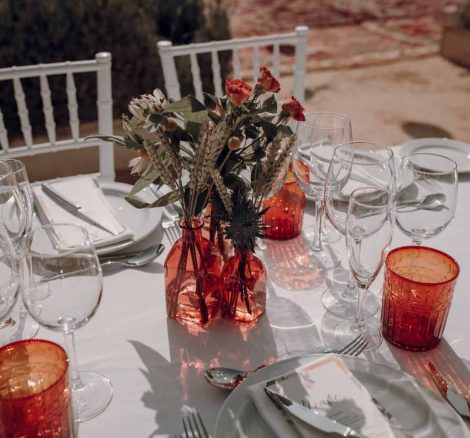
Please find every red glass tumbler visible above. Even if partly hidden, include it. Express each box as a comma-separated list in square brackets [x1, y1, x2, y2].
[382, 246, 459, 351]
[263, 167, 305, 240]
[0, 339, 75, 437]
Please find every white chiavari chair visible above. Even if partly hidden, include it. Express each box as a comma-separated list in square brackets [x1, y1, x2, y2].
[0, 52, 114, 181]
[158, 26, 309, 102]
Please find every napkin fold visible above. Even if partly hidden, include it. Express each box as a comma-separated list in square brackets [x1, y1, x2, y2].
[33, 176, 133, 248]
[248, 355, 395, 438]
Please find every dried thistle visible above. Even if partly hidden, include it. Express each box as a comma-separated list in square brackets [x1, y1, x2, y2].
[215, 190, 266, 252]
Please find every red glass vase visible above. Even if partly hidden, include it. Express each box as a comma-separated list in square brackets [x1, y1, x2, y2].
[202, 203, 233, 262]
[263, 167, 305, 240]
[164, 218, 222, 327]
[220, 248, 267, 324]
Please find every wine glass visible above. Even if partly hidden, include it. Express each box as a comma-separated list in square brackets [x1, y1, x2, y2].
[24, 223, 112, 422]
[396, 153, 457, 245]
[0, 159, 39, 343]
[323, 141, 396, 319]
[292, 113, 352, 270]
[0, 222, 20, 323]
[335, 187, 393, 350]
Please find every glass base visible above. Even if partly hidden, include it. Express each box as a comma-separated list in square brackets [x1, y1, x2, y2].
[321, 287, 380, 320]
[307, 246, 341, 272]
[73, 371, 113, 423]
[0, 308, 39, 346]
[335, 319, 383, 351]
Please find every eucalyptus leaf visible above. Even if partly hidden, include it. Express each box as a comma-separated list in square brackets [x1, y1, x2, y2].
[185, 110, 208, 124]
[164, 95, 206, 113]
[129, 169, 158, 196]
[85, 134, 143, 150]
[261, 94, 277, 113]
[148, 113, 166, 126]
[277, 125, 294, 137]
[260, 120, 277, 143]
[125, 189, 180, 209]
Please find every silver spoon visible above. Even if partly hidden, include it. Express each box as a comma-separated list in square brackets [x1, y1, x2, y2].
[99, 244, 165, 268]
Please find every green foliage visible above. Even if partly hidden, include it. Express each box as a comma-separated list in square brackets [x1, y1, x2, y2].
[0, 0, 231, 138]
[459, 1, 470, 29]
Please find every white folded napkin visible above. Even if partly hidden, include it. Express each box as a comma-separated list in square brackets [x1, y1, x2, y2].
[33, 176, 133, 248]
[248, 355, 395, 438]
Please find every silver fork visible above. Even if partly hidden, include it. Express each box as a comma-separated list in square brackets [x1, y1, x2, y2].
[174, 412, 209, 438]
[163, 219, 181, 244]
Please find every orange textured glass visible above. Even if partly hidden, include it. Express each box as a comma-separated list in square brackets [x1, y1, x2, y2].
[263, 167, 306, 240]
[0, 339, 74, 437]
[220, 249, 267, 325]
[381, 246, 460, 351]
[164, 218, 222, 327]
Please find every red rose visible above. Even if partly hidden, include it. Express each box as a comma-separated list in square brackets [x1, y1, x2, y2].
[281, 96, 306, 121]
[225, 79, 253, 106]
[257, 66, 281, 93]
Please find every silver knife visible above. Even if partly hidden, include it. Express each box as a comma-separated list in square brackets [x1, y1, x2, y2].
[264, 387, 366, 437]
[428, 361, 470, 419]
[41, 183, 118, 235]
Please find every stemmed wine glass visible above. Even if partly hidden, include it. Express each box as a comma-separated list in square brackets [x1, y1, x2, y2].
[0, 159, 39, 343]
[0, 222, 20, 323]
[292, 113, 352, 270]
[0, 163, 25, 321]
[396, 153, 457, 245]
[323, 141, 396, 318]
[24, 223, 113, 422]
[335, 187, 393, 350]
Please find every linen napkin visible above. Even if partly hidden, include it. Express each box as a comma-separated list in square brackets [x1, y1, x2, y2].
[248, 355, 395, 438]
[33, 176, 133, 248]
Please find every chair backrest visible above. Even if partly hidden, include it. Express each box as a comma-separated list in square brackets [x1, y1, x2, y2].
[158, 26, 309, 103]
[0, 52, 114, 181]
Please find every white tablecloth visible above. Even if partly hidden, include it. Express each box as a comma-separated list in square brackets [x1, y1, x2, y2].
[39, 175, 470, 438]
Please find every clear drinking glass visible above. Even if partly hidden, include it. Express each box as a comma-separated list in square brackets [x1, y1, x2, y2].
[396, 153, 457, 245]
[0, 159, 39, 343]
[323, 141, 396, 319]
[24, 223, 112, 422]
[335, 187, 393, 350]
[292, 113, 352, 271]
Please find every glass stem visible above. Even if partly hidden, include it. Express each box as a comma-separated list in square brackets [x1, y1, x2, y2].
[412, 237, 423, 246]
[63, 329, 82, 389]
[341, 273, 357, 300]
[354, 284, 368, 330]
[311, 197, 324, 252]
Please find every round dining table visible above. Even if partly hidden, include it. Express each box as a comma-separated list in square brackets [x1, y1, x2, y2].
[38, 166, 470, 438]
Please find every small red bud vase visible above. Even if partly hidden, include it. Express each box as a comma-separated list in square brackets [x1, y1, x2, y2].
[220, 248, 266, 325]
[263, 166, 305, 240]
[164, 218, 222, 327]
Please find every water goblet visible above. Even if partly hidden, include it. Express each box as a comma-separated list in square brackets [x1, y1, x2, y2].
[292, 112, 352, 271]
[24, 223, 113, 422]
[396, 153, 457, 245]
[323, 141, 396, 319]
[335, 187, 393, 351]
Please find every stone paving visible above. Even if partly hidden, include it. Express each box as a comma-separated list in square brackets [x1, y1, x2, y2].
[225, 0, 467, 70]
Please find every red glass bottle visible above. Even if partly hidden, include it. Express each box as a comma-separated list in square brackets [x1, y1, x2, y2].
[263, 166, 305, 240]
[220, 248, 266, 325]
[164, 218, 222, 327]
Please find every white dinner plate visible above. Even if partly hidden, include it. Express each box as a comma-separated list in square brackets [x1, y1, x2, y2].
[397, 138, 470, 174]
[94, 181, 162, 255]
[214, 355, 469, 438]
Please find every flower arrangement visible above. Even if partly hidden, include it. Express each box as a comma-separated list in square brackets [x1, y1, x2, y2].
[90, 67, 305, 326]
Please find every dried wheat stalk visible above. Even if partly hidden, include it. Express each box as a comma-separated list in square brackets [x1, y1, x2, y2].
[210, 168, 232, 214]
